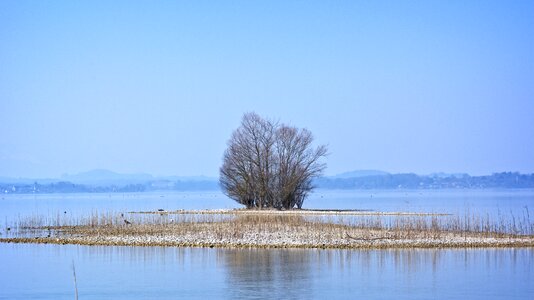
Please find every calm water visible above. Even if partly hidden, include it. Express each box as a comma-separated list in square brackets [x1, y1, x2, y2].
[0, 244, 532, 299]
[1, 190, 533, 299]
[1, 189, 533, 223]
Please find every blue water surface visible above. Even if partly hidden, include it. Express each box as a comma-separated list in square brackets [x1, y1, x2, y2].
[1, 190, 533, 299]
[0, 244, 532, 299]
[1, 189, 532, 223]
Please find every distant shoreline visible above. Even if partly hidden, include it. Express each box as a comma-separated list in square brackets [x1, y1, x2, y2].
[2, 171, 533, 194]
[2, 209, 533, 249]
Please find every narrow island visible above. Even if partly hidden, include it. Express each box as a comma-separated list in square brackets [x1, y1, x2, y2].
[2, 209, 533, 249]
[1, 114, 532, 249]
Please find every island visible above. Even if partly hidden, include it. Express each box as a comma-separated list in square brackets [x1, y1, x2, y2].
[2, 209, 533, 249]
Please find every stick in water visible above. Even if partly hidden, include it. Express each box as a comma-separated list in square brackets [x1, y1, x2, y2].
[72, 261, 79, 300]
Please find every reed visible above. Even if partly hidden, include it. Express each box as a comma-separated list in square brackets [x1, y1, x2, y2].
[4, 207, 533, 248]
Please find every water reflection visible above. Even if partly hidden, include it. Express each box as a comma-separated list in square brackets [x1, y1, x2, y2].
[223, 248, 312, 299]
[0, 244, 532, 299]
[219, 247, 533, 299]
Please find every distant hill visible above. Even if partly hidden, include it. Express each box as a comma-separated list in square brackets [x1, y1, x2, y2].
[428, 172, 469, 179]
[58, 169, 219, 187]
[61, 169, 154, 185]
[159, 175, 218, 182]
[2, 170, 533, 194]
[0, 168, 220, 193]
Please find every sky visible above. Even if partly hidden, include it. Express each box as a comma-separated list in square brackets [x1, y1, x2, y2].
[1, 0, 533, 178]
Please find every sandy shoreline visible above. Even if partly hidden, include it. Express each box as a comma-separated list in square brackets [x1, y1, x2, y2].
[1, 232, 533, 249]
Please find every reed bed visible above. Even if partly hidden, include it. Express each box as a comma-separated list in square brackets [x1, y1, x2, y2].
[2, 208, 533, 249]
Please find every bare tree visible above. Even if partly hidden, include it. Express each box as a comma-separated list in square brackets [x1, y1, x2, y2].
[220, 112, 327, 209]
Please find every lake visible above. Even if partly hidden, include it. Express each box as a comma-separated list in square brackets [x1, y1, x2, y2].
[1, 189, 533, 299]
[0, 244, 532, 299]
[2, 189, 533, 223]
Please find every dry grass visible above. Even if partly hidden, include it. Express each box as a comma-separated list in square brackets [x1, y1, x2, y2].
[3, 208, 533, 249]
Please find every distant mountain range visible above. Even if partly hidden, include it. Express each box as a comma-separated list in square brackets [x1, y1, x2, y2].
[1, 169, 533, 194]
[1, 169, 217, 185]
[61, 169, 154, 184]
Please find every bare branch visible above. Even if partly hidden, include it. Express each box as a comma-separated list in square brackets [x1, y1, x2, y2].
[220, 113, 327, 209]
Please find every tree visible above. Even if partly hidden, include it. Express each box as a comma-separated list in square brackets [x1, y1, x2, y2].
[220, 112, 327, 209]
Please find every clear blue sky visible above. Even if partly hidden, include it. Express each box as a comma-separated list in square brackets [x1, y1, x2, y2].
[1, 0, 533, 178]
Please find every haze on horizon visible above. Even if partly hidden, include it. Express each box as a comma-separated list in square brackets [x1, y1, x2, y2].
[1, 1, 533, 179]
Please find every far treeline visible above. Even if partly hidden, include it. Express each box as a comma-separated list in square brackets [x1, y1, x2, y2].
[1, 172, 533, 194]
[316, 172, 534, 189]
